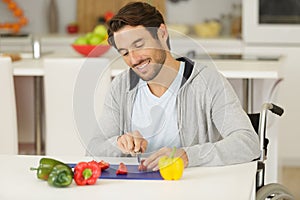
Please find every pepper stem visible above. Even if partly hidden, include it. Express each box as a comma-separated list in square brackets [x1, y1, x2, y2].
[58, 173, 71, 183]
[82, 168, 93, 180]
[30, 167, 38, 171]
[169, 147, 176, 158]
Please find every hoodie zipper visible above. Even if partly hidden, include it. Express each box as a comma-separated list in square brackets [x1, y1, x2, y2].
[177, 88, 185, 147]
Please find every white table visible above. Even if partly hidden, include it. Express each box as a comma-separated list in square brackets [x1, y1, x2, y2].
[12, 56, 282, 155]
[0, 155, 257, 200]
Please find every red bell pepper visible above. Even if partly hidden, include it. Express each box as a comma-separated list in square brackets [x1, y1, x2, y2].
[98, 160, 110, 171]
[74, 161, 101, 186]
[116, 162, 128, 175]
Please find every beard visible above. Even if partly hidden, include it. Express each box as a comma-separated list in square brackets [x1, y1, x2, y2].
[133, 48, 167, 82]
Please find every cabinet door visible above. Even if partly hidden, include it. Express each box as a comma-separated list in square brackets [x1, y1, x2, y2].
[77, 0, 165, 33]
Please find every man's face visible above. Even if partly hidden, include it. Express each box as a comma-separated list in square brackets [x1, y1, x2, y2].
[113, 25, 167, 81]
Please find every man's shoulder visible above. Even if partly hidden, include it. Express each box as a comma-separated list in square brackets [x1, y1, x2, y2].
[192, 61, 222, 79]
[112, 69, 130, 83]
[110, 69, 131, 93]
[187, 61, 227, 91]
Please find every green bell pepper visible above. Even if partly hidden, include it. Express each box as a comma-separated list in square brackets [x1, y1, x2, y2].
[30, 157, 67, 180]
[47, 164, 73, 187]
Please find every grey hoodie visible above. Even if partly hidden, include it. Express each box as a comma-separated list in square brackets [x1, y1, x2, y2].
[87, 57, 260, 167]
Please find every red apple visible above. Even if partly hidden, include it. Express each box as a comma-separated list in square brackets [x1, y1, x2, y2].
[67, 23, 78, 34]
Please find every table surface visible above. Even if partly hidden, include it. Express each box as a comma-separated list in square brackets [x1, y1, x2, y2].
[12, 56, 282, 79]
[0, 155, 257, 200]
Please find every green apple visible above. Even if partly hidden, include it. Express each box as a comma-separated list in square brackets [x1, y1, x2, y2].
[73, 36, 88, 45]
[93, 25, 107, 38]
[85, 32, 93, 40]
[88, 34, 103, 45]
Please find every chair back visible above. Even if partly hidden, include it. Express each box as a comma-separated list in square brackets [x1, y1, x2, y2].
[0, 57, 18, 154]
[44, 58, 111, 156]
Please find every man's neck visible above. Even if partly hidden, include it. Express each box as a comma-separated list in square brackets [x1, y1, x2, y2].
[147, 57, 180, 97]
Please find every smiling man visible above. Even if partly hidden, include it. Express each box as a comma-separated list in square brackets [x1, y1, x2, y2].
[87, 2, 260, 170]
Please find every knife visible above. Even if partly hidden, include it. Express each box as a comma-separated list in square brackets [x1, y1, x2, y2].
[135, 151, 142, 165]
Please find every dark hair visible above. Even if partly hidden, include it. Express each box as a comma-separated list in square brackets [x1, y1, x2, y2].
[107, 2, 170, 49]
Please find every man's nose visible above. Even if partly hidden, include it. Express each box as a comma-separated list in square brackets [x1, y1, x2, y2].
[128, 50, 140, 66]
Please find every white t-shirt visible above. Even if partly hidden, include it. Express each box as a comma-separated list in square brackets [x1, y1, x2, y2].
[131, 62, 184, 154]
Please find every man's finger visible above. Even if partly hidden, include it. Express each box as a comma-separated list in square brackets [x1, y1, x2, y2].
[147, 156, 161, 171]
[124, 134, 134, 152]
[143, 147, 168, 167]
[133, 138, 142, 152]
[140, 139, 148, 153]
[117, 135, 128, 153]
[131, 130, 145, 152]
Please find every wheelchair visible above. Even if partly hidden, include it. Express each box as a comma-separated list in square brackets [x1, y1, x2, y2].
[248, 103, 294, 200]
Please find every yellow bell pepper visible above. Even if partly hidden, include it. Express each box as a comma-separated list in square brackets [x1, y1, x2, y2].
[158, 147, 184, 180]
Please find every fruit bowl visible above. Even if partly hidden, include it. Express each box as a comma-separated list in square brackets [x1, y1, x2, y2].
[71, 44, 111, 57]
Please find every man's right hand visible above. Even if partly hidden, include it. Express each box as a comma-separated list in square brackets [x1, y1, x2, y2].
[117, 130, 148, 154]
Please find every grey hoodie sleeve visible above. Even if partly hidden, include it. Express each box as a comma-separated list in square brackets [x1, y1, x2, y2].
[184, 64, 260, 167]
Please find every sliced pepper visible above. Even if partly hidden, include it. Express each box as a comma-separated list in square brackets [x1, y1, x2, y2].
[116, 162, 128, 175]
[30, 157, 67, 180]
[74, 161, 101, 186]
[138, 160, 147, 171]
[48, 164, 73, 187]
[98, 160, 110, 171]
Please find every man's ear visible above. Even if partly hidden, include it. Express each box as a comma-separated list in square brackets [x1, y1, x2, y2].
[158, 24, 169, 48]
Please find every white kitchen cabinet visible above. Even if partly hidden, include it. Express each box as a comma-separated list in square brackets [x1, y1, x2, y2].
[43, 58, 111, 156]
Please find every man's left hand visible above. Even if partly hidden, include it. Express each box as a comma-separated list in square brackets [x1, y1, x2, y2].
[143, 147, 189, 171]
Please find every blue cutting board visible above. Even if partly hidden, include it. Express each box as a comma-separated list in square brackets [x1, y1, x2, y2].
[68, 164, 163, 180]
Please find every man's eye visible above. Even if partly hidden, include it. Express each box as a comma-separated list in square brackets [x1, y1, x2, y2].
[135, 41, 144, 48]
[119, 50, 128, 56]
[122, 52, 128, 56]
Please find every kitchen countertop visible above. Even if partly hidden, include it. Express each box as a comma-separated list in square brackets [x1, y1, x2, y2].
[12, 55, 283, 79]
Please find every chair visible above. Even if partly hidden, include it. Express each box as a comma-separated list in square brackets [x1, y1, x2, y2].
[0, 57, 18, 154]
[44, 58, 111, 156]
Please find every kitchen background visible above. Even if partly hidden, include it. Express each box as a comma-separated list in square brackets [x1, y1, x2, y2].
[1, 0, 300, 198]
[0, 0, 246, 149]
[0, 0, 241, 35]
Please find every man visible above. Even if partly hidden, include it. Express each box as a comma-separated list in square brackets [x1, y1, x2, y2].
[88, 2, 260, 170]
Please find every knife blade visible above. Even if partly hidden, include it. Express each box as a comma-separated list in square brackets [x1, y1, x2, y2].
[135, 151, 142, 165]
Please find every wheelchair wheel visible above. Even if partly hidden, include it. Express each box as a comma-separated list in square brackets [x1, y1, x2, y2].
[256, 183, 294, 200]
